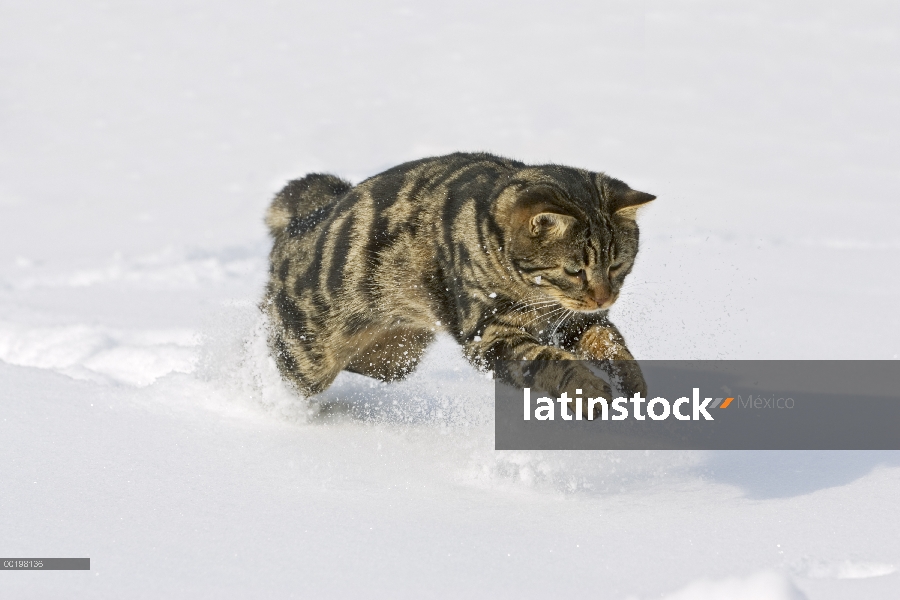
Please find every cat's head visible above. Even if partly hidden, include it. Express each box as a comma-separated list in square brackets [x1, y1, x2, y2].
[505, 174, 655, 313]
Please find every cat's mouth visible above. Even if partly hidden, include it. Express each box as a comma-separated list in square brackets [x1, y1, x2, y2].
[571, 297, 618, 312]
[546, 291, 619, 313]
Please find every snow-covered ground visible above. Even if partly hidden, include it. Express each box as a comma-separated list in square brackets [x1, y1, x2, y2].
[2, 1, 899, 598]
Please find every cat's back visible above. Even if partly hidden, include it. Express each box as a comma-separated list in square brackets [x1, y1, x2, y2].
[353, 152, 526, 209]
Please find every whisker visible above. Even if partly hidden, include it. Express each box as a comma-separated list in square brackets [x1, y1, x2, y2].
[550, 309, 573, 338]
[509, 297, 558, 310]
[510, 301, 559, 318]
[521, 305, 567, 330]
[518, 309, 557, 331]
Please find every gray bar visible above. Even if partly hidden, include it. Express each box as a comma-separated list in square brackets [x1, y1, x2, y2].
[2, 558, 90, 570]
[496, 360, 900, 450]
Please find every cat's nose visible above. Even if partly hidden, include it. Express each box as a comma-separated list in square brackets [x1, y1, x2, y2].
[589, 285, 615, 309]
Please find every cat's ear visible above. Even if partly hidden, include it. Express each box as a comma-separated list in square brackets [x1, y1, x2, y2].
[606, 179, 656, 220]
[529, 212, 577, 237]
[611, 189, 655, 220]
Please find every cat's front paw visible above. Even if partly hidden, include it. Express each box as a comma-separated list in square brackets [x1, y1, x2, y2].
[567, 368, 613, 419]
[607, 360, 648, 398]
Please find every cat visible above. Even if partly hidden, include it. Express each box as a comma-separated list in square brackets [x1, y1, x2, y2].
[262, 152, 655, 414]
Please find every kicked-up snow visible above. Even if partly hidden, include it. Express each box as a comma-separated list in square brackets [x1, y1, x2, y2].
[1, 1, 899, 598]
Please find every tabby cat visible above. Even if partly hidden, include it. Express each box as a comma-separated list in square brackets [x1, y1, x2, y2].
[263, 152, 655, 413]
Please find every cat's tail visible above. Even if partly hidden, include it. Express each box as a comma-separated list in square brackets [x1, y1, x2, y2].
[265, 173, 353, 239]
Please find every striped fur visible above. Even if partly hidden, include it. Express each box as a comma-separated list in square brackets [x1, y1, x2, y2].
[263, 153, 655, 408]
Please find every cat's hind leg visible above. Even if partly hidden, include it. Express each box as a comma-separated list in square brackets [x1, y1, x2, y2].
[344, 327, 435, 382]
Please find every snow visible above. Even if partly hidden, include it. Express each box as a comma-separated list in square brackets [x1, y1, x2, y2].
[2, 1, 899, 598]
[657, 571, 805, 600]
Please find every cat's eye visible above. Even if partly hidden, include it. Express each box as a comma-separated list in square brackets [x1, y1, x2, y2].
[564, 266, 587, 283]
[609, 263, 624, 276]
